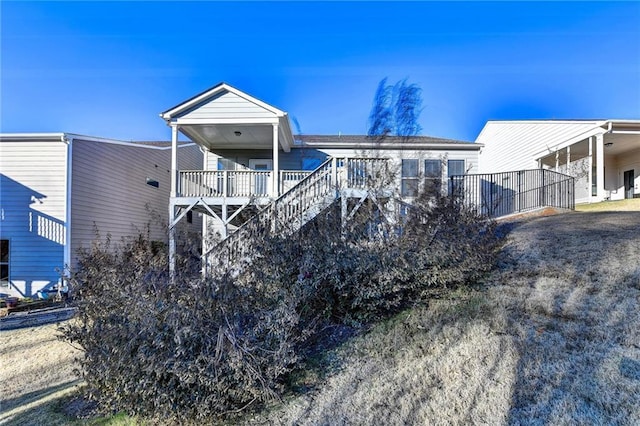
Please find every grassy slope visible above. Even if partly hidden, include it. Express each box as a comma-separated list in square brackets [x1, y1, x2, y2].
[246, 210, 640, 425]
[2, 209, 639, 425]
[0, 323, 82, 425]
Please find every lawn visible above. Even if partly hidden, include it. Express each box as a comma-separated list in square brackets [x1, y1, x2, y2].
[247, 209, 640, 425]
[2, 208, 639, 425]
[0, 322, 81, 425]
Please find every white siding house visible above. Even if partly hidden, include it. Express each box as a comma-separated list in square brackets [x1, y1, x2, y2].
[0, 133, 202, 297]
[160, 83, 482, 271]
[476, 120, 640, 203]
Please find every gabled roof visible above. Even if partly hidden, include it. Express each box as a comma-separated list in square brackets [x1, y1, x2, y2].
[160, 82, 286, 121]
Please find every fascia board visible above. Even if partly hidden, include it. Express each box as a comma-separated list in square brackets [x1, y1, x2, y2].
[161, 83, 285, 121]
[531, 126, 606, 160]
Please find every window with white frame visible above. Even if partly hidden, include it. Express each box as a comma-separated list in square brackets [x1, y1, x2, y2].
[0, 240, 9, 287]
[448, 159, 465, 195]
[217, 158, 236, 171]
[424, 159, 442, 179]
[401, 159, 419, 197]
[217, 158, 237, 195]
[424, 159, 443, 194]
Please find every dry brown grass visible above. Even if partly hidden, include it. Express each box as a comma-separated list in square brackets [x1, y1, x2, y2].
[575, 198, 640, 212]
[2, 209, 639, 425]
[245, 210, 640, 425]
[0, 322, 82, 424]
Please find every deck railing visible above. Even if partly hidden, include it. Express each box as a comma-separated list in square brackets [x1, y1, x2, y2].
[280, 170, 312, 193]
[178, 170, 272, 197]
[450, 169, 575, 218]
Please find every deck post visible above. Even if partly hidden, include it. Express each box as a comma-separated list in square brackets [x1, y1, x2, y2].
[169, 124, 178, 280]
[169, 202, 176, 280]
[340, 192, 347, 240]
[272, 123, 279, 198]
[331, 157, 338, 194]
[222, 203, 228, 239]
[595, 133, 605, 200]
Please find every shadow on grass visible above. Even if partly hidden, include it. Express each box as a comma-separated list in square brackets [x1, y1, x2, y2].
[0, 380, 83, 426]
[0, 379, 82, 415]
[503, 212, 640, 424]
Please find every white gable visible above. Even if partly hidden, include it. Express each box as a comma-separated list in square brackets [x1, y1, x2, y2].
[180, 90, 278, 121]
[476, 121, 605, 173]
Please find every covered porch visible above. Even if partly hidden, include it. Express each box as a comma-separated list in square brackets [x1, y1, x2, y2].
[160, 83, 298, 272]
[534, 120, 640, 204]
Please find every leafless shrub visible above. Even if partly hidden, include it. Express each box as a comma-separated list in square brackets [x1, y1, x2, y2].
[60, 183, 504, 422]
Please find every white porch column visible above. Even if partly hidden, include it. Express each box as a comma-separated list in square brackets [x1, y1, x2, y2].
[170, 124, 178, 197]
[169, 202, 176, 279]
[596, 133, 605, 200]
[169, 124, 178, 279]
[272, 123, 280, 197]
[555, 150, 560, 172]
[566, 146, 571, 172]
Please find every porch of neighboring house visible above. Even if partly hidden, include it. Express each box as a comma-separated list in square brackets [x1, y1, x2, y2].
[534, 120, 640, 204]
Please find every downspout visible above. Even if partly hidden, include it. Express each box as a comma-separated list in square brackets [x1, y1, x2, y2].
[63, 134, 73, 278]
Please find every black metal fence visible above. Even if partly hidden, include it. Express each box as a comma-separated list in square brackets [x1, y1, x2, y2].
[450, 169, 575, 218]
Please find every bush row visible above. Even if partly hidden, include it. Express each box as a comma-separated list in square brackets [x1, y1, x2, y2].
[61, 188, 505, 422]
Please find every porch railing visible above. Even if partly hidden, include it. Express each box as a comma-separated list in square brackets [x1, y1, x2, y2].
[450, 169, 575, 218]
[178, 170, 272, 197]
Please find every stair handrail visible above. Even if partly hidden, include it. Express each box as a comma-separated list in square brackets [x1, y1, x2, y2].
[204, 157, 338, 264]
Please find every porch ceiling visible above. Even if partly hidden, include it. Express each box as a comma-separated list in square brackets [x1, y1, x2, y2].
[161, 82, 294, 152]
[603, 132, 639, 156]
[538, 132, 639, 167]
[180, 123, 279, 151]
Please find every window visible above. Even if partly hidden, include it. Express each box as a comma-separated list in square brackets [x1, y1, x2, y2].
[302, 157, 323, 171]
[217, 158, 236, 171]
[401, 159, 419, 197]
[425, 159, 442, 193]
[448, 160, 465, 195]
[424, 159, 442, 179]
[1, 240, 9, 287]
[217, 159, 237, 195]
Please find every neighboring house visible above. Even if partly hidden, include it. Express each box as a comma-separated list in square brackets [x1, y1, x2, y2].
[11, 84, 611, 286]
[0, 133, 202, 297]
[476, 120, 640, 204]
[159, 83, 482, 269]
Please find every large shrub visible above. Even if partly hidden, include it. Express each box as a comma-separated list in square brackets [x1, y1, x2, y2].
[61, 235, 307, 422]
[61, 186, 505, 422]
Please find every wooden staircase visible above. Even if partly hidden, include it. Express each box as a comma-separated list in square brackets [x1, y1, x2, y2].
[203, 157, 390, 269]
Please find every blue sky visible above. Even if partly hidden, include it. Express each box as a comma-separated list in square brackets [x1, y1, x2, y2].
[2, 1, 639, 142]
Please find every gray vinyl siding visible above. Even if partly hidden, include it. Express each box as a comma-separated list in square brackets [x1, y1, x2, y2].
[70, 140, 202, 266]
[206, 146, 478, 175]
[0, 138, 68, 296]
[206, 149, 312, 171]
[181, 91, 277, 121]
